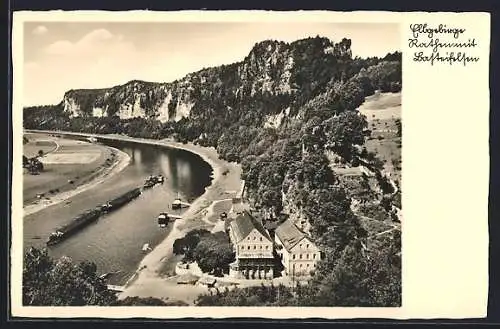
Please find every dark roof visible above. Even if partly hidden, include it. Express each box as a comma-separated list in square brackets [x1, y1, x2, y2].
[275, 220, 307, 252]
[229, 211, 272, 243]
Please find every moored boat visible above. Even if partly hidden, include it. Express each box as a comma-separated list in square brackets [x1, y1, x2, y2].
[172, 198, 182, 210]
[158, 212, 169, 227]
[143, 175, 165, 189]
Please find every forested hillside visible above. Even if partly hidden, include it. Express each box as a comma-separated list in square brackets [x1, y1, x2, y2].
[24, 36, 402, 306]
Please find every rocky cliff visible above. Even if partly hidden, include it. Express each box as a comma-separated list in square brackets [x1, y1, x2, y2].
[58, 37, 360, 124]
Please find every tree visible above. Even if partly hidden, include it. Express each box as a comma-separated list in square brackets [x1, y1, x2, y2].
[27, 157, 44, 175]
[301, 243, 372, 306]
[300, 231, 401, 307]
[192, 233, 235, 274]
[195, 283, 296, 306]
[323, 111, 369, 161]
[23, 247, 117, 306]
[173, 229, 210, 261]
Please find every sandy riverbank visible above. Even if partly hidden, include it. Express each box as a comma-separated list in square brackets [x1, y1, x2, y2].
[23, 135, 131, 217]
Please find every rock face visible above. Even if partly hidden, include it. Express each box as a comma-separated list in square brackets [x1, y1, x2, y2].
[59, 37, 348, 123]
[62, 80, 197, 122]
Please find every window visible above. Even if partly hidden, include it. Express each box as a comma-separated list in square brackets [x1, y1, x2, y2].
[307, 244, 309, 248]
[307, 264, 309, 267]
[300, 264, 303, 268]
[292, 255, 296, 260]
[248, 246, 250, 250]
[254, 245, 256, 249]
[313, 254, 316, 259]
[306, 254, 309, 259]
[265, 246, 269, 250]
[299, 244, 302, 248]
[299, 254, 302, 259]
[253, 236, 256, 240]
[260, 246, 262, 249]
[241, 246, 244, 250]
[247, 237, 250, 241]
[260, 237, 262, 241]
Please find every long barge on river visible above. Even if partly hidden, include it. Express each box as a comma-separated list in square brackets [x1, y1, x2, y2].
[47, 208, 102, 246]
[100, 187, 141, 212]
[46, 187, 142, 246]
[46, 174, 169, 246]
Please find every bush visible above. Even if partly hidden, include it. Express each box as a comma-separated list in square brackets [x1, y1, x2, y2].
[23, 248, 116, 306]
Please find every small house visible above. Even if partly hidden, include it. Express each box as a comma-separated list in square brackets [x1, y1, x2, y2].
[274, 220, 321, 278]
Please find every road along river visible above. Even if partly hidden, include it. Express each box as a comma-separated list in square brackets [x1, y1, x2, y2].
[23, 135, 213, 285]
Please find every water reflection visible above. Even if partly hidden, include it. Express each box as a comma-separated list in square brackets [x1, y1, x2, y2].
[24, 138, 213, 285]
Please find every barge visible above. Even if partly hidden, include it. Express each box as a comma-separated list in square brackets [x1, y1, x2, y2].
[46, 187, 142, 246]
[47, 208, 102, 246]
[101, 188, 141, 212]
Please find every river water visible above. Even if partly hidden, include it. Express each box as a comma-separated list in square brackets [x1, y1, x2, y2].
[23, 137, 213, 285]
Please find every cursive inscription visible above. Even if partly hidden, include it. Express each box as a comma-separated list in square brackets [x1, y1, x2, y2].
[408, 23, 479, 66]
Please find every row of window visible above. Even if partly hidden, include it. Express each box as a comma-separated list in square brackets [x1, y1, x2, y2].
[247, 236, 263, 241]
[293, 263, 315, 269]
[292, 253, 317, 260]
[241, 245, 270, 250]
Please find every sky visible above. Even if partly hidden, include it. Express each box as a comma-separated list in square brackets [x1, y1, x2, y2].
[23, 22, 400, 106]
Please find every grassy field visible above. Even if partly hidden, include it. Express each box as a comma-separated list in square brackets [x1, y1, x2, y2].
[359, 91, 402, 184]
[23, 133, 114, 205]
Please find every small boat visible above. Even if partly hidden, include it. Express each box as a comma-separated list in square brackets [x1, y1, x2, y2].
[158, 212, 169, 227]
[172, 198, 182, 210]
[142, 243, 152, 252]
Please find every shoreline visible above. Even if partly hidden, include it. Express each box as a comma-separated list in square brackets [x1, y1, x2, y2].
[23, 142, 132, 217]
[25, 130, 243, 299]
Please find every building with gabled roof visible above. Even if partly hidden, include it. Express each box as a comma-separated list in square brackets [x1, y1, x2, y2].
[227, 210, 274, 279]
[275, 219, 321, 278]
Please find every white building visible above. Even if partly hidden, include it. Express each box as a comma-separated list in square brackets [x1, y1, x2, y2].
[274, 220, 321, 278]
[227, 210, 274, 279]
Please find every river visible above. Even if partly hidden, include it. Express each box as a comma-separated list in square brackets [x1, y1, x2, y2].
[23, 137, 213, 285]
